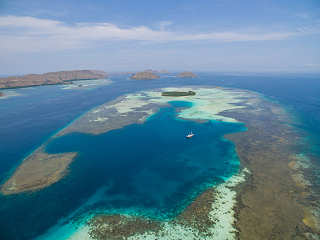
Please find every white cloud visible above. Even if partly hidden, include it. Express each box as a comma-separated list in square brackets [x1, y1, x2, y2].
[0, 15, 313, 53]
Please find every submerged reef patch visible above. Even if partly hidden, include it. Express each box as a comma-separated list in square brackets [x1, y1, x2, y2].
[88, 168, 250, 240]
[1, 148, 76, 195]
[1, 87, 252, 196]
[2, 85, 318, 240]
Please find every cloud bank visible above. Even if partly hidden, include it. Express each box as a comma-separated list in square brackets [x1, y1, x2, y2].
[0, 15, 313, 53]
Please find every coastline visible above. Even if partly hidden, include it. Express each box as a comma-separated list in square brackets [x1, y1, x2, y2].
[0, 69, 108, 90]
[0, 78, 111, 91]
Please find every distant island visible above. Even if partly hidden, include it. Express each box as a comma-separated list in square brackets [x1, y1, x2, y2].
[178, 71, 197, 78]
[142, 69, 169, 74]
[0, 70, 108, 89]
[130, 71, 160, 80]
[158, 70, 169, 74]
[161, 91, 196, 97]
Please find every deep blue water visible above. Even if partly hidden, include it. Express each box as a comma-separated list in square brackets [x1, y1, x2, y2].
[0, 73, 319, 240]
[44, 101, 243, 219]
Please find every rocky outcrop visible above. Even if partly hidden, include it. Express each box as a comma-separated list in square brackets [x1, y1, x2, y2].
[178, 71, 197, 78]
[0, 70, 107, 89]
[130, 71, 160, 80]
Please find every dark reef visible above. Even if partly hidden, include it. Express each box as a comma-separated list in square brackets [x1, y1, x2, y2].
[161, 91, 196, 97]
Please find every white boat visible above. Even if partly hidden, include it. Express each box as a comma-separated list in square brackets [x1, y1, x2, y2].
[186, 131, 195, 139]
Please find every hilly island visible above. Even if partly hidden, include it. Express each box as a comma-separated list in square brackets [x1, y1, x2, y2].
[178, 71, 197, 78]
[130, 71, 160, 80]
[0, 70, 108, 89]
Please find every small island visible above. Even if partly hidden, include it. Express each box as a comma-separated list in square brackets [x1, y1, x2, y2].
[161, 91, 196, 97]
[130, 71, 160, 80]
[178, 71, 197, 78]
[0, 70, 107, 89]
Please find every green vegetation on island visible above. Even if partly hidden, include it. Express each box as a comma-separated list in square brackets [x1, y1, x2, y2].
[161, 91, 196, 97]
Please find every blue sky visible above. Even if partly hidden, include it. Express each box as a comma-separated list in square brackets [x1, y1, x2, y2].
[0, 0, 319, 74]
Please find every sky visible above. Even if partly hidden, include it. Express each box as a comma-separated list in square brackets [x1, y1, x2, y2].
[0, 0, 319, 74]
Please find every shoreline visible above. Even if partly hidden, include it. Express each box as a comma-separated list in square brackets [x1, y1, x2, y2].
[0, 77, 109, 91]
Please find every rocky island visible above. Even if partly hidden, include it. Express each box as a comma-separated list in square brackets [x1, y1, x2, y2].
[161, 91, 196, 96]
[0, 70, 107, 89]
[178, 71, 197, 78]
[130, 71, 160, 80]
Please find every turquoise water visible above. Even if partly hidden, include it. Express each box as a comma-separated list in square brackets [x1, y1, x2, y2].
[44, 101, 244, 220]
[0, 73, 319, 240]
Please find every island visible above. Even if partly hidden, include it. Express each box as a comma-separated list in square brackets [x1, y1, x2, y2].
[145, 69, 169, 74]
[178, 71, 197, 78]
[130, 71, 160, 80]
[161, 91, 196, 96]
[0, 70, 108, 89]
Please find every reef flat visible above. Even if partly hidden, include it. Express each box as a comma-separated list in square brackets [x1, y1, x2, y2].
[1, 148, 77, 195]
[221, 96, 320, 239]
[1, 87, 250, 197]
[85, 87, 318, 239]
[57, 86, 249, 137]
[2, 86, 318, 239]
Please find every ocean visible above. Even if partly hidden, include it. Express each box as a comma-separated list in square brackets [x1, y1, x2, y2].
[0, 73, 319, 239]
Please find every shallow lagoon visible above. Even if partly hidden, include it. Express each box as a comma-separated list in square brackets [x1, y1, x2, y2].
[44, 101, 244, 221]
[1, 73, 319, 240]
